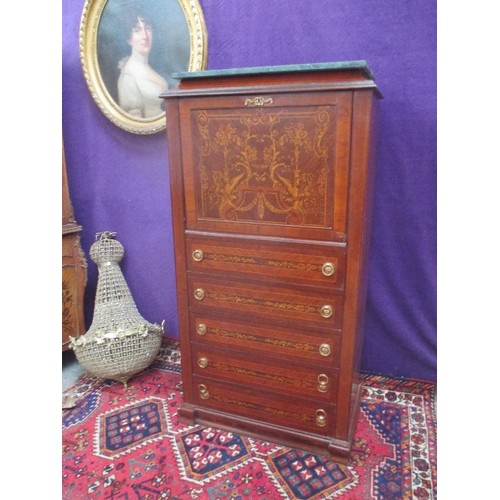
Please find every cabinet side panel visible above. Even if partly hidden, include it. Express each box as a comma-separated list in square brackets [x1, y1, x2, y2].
[165, 99, 194, 402]
[335, 90, 377, 439]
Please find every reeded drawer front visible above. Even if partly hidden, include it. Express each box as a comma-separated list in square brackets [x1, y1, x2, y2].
[191, 345, 338, 401]
[192, 375, 336, 436]
[192, 315, 340, 367]
[188, 276, 344, 330]
[186, 235, 346, 290]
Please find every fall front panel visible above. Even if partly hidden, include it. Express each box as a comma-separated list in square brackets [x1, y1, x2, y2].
[179, 91, 352, 241]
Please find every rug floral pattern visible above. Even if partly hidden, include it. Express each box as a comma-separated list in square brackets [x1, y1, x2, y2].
[62, 338, 437, 499]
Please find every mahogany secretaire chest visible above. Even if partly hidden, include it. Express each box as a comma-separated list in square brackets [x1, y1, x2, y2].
[162, 61, 381, 462]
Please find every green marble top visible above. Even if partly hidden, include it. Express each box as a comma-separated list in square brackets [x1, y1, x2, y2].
[172, 60, 375, 81]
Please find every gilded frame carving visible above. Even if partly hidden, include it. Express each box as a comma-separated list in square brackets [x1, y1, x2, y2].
[79, 0, 207, 134]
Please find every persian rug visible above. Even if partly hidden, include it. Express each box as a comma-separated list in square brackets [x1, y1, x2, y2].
[62, 338, 437, 499]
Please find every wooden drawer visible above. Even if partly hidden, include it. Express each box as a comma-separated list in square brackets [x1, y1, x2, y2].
[191, 344, 338, 402]
[191, 315, 340, 367]
[188, 275, 343, 330]
[186, 234, 346, 290]
[191, 375, 336, 436]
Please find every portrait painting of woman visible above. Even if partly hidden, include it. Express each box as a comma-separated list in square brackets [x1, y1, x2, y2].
[80, 0, 207, 134]
[117, 4, 168, 118]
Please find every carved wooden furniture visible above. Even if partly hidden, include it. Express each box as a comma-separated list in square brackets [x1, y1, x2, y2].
[62, 144, 87, 351]
[162, 61, 381, 462]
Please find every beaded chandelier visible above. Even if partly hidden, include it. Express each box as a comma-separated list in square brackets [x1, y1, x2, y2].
[70, 231, 163, 386]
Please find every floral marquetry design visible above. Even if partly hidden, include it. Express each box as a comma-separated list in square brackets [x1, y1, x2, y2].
[208, 361, 318, 392]
[194, 107, 336, 225]
[209, 326, 317, 354]
[209, 393, 315, 425]
[204, 250, 323, 272]
[205, 290, 318, 315]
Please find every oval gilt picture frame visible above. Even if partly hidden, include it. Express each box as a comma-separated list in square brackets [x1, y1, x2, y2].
[79, 0, 207, 134]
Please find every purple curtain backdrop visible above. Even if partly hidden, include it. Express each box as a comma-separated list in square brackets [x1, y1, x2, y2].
[62, 0, 436, 381]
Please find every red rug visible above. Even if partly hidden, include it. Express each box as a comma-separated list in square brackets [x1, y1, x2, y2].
[62, 338, 437, 499]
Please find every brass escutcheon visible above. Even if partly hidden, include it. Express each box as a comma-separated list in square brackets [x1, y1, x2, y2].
[194, 288, 205, 301]
[320, 304, 334, 319]
[197, 323, 207, 336]
[321, 262, 335, 277]
[316, 409, 327, 427]
[244, 96, 274, 107]
[317, 374, 329, 393]
[198, 384, 209, 399]
[319, 343, 331, 357]
[192, 249, 204, 262]
[198, 357, 208, 368]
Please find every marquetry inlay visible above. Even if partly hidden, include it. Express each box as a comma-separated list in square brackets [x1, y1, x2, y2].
[209, 393, 315, 423]
[194, 107, 336, 225]
[207, 361, 316, 391]
[198, 250, 335, 274]
[203, 290, 321, 315]
[206, 326, 317, 354]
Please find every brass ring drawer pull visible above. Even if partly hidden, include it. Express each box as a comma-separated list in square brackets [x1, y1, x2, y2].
[192, 249, 204, 262]
[319, 343, 331, 357]
[198, 357, 208, 368]
[197, 323, 207, 336]
[316, 409, 327, 427]
[194, 288, 205, 301]
[198, 384, 210, 399]
[320, 304, 334, 318]
[317, 374, 329, 393]
[321, 262, 335, 277]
